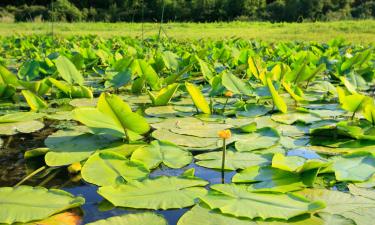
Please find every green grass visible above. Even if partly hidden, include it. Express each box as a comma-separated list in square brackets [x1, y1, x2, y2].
[1, 20, 374, 44]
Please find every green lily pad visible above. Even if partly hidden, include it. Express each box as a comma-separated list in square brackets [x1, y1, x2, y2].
[237, 104, 270, 117]
[200, 184, 325, 220]
[272, 153, 330, 173]
[82, 151, 149, 186]
[332, 152, 375, 182]
[299, 188, 375, 225]
[0, 120, 45, 135]
[98, 176, 208, 210]
[131, 141, 192, 169]
[195, 151, 271, 170]
[232, 166, 315, 192]
[87, 213, 168, 225]
[0, 186, 85, 224]
[271, 112, 321, 125]
[177, 204, 255, 225]
[235, 127, 280, 152]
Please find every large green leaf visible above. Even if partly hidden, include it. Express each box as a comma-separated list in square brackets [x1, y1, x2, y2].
[235, 127, 280, 152]
[222, 72, 252, 95]
[267, 78, 287, 113]
[97, 93, 150, 134]
[332, 152, 375, 182]
[131, 141, 192, 169]
[0, 120, 44, 135]
[137, 59, 161, 90]
[87, 213, 168, 225]
[44, 127, 119, 166]
[185, 82, 211, 114]
[272, 153, 329, 173]
[298, 188, 375, 225]
[0, 112, 45, 123]
[55, 56, 84, 85]
[200, 184, 325, 220]
[81, 151, 149, 186]
[148, 83, 180, 106]
[98, 176, 208, 210]
[364, 104, 375, 126]
[195, 151, 270, 170]
[0, 186, 84, 224]
[178, 204, 255, 225]
[232, 166, 314, 192]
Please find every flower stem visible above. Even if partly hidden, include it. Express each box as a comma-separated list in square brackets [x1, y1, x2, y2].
[221, 138, 226, 173]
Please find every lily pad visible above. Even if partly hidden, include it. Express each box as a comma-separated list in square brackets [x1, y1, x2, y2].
[0, 186, 85, 224]
[131, 141, 192, 169]
[332, 152, 375, 182]
[235, 127, 280, 152]
[82, 151, 149, 186]
[177, 204, 254, 225]
[98, 176, 208, 210]
[195, 151, 271, 170]
[200, 184, 325, 220]
[87, 213, 168, 225]
[271, 112, 321, 125]
[0, 120, 45, 135]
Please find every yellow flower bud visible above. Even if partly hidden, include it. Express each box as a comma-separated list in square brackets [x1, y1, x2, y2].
[225, 91, 234, 98]
[218, 129, 232, 139]
[68, 162, 82, 174]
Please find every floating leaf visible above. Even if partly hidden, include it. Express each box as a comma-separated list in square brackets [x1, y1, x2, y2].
[201, 184, 325, 220]
[131, 141, 192, 169]
[0, 186, 84, 224]
[332, 152, 375, 182]
[235, 127, 280, 152]
[87, 213, 168, 225]
[195, 151, 270, 170]
[98, 176, 208, 210]
[82, 151, 149, 186]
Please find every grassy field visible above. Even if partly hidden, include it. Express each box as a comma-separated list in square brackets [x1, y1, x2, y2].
[0, 20, 374, 43]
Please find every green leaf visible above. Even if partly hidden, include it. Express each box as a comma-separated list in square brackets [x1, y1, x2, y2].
[200, 184, 325, 220]
[178, 204, 255, 225]
[73, 107, 125, 138]
[271, 112, 320, 125]
[185, 82, 211, 114]
[0, 64, 19, 86]
[87, 213, 168, 225]
[105, 69, 132, 89]
[196, 57, 214, 81]
[332, 152, 375, 182]
[272, 153, 329, 173]
[98, 176, 208, 210]
[235, 127, 280, 152]
[148, 83, 179, 106]
[248, 56, 265, 80]
[0, 112, 45, 123]
[222, 72, 252, 95]
[131, 141, 192, 169]
[195, 151, 270, 171]
[364, 104, 375, 126]
[55, 56, 84, 85]
[21, 90, 48, 111]
[137, 59, 161, 90]
[0, 120, 44, 135]
[267, 78, 287, 113]
[298, 188, 375, 225]
[97, 93, 150, 135]
[232, 166, 312, 192]
[81, 151, 149, 186]
[0, 186, 84, 224]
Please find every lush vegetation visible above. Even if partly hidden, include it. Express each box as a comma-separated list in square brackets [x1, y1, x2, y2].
[0, 0, 374, 22]
[0, 34, 374, 224]
[1, 21, 375, 44]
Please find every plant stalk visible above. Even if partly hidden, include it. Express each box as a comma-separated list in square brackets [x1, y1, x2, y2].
[15, 166, 46, 187]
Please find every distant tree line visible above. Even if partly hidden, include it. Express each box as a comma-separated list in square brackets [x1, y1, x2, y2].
[0, 0, 374, 22]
